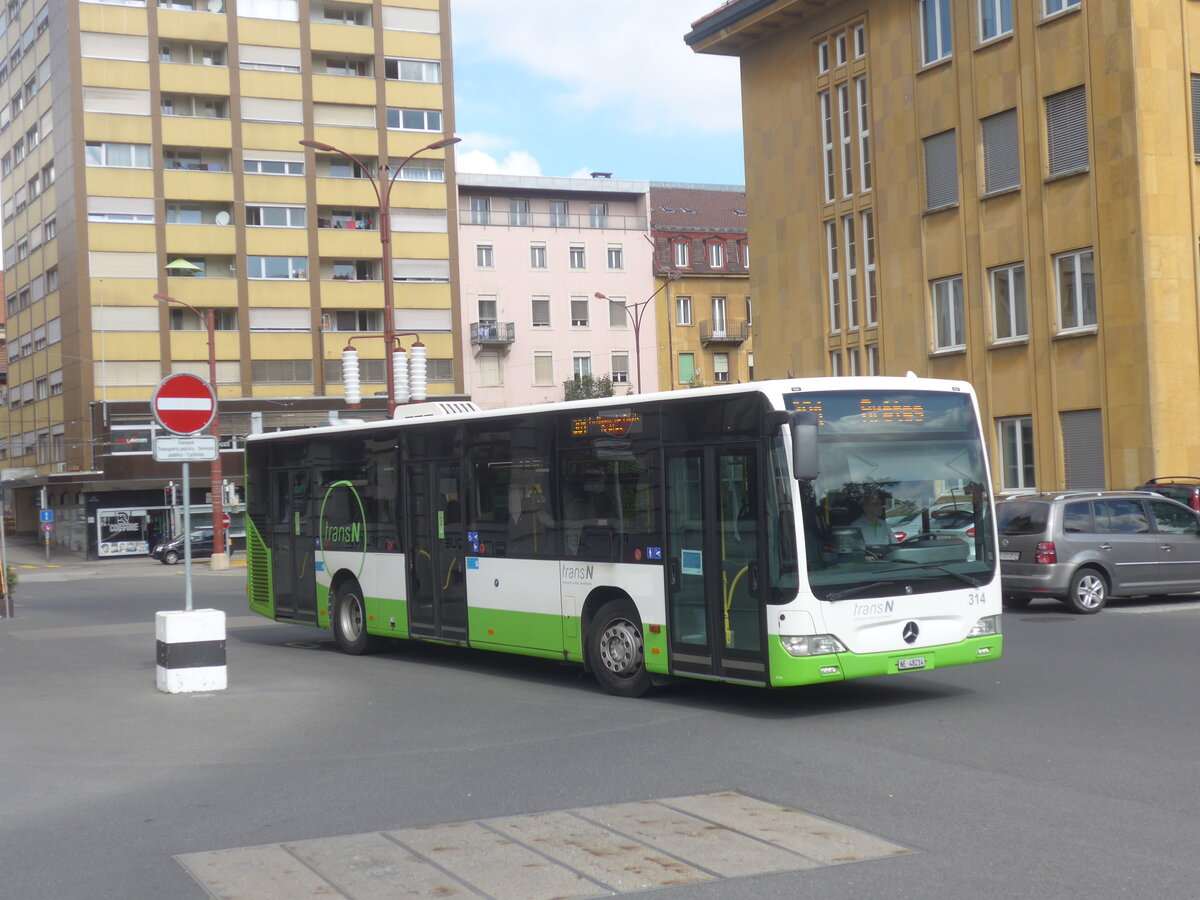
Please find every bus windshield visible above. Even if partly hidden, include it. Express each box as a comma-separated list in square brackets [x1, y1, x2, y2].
[787, 389, 995, 600]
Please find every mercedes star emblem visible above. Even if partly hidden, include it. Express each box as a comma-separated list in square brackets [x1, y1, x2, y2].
[902, 622, 920, 644]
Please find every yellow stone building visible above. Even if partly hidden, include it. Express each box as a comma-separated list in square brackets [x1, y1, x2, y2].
[687, 0, 1200, 493]
[0, 0, 457, 554]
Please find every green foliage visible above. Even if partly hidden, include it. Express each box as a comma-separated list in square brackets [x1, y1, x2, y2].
[563, 374, 615, 401]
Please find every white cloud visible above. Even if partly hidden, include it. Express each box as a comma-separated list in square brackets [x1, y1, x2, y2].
[456, 148, 544, 176]
[451, 0, 740, 136]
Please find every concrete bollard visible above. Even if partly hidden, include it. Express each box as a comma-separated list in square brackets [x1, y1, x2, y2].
[155, 608, 227, 693]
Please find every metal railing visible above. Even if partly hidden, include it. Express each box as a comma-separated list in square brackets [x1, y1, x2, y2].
[698, 320, 750, 344]
[463, 211, 648, 231]
[469, 321, 516, 346]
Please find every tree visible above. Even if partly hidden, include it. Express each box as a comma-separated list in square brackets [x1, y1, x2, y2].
[563, 373, 615, 401]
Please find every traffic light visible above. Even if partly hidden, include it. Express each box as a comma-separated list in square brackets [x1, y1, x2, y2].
[165, 482, 176, 506]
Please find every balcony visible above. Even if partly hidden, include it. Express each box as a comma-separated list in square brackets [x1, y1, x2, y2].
[461, 210, 648, 231]
[699, 320, 750, 345]
[470, 321, 516, 349]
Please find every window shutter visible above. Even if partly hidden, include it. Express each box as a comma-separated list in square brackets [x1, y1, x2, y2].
[238, 44, 301, 70]
[389, 208, 448, 233]
[982, 108, 1020, 193]
[381, 7, 439, 32]
[394, 308, 452, 332]
[392, 258, 450, 282]
[313, 103, 375, 127]
[83, 87, 151, 115]
[248, 308, 311, 331]
[1046, 85, 1088, 175]
[88, 196, 155, 216]
[81, 32, 149, 61]
[1192, 74, 1200, 156]
[93, 307, 158, 331]
[241, 97, 303, 123]
[1061, 409, 1105, 490]
[923, 129, 958, 209]
[88, 251, 157, 277]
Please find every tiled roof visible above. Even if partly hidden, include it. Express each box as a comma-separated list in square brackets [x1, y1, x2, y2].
[649, 185, 747, 234]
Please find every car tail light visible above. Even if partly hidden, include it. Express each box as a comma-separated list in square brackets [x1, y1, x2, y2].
[1035, 541, 1057, 564]
[1191, 490, 1200, 512]
[894, 531, 908, 542]
[966, 527, 976, 538]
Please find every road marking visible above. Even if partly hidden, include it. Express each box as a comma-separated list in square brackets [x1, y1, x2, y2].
[1108, 602, 1200, 614]
[175, 792, 910, 899]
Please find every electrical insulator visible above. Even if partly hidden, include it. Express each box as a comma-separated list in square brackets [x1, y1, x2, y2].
[342, 346, 361, 407]
[409, 341, 427, 402]
[393, 346, 410, 407]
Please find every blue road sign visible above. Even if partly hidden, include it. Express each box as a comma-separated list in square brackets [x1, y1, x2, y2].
[39, 509, 53, 523]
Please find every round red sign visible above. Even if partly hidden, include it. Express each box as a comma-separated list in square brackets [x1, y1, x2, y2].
[152, 374, 216, 435]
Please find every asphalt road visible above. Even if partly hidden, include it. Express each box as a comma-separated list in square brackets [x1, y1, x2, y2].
[2, 564, 1199, 899]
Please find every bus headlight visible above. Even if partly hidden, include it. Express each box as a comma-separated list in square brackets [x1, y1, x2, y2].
[968, 615, 1002, 637]
[781, 634, 846, 657]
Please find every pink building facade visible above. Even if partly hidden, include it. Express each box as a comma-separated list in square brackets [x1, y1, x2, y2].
[456, 174, 655, 409]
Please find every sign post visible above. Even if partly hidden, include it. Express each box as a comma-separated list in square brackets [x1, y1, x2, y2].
[151, 373, 227, 693]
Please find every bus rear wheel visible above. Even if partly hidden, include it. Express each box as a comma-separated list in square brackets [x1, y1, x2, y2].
[332, 583, 376, 655]
[588, 599, 651, 697]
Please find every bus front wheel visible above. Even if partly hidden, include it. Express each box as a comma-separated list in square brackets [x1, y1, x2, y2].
[588, 599, 651, 697]
[332, 583, 376, 655]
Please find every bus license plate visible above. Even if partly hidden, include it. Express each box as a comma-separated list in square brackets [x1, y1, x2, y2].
[1000, 551, 1020, 561]
[898, 656, 926, 671]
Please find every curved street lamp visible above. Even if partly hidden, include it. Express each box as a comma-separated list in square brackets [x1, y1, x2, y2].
[595, 272, 681, 393]
[299, 135, 460, 415]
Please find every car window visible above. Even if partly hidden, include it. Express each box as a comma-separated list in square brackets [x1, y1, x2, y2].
[1063, 502, 1093, 533]
[1149, 500, 1199, 535]
[1093, 499, 1149, 534]
[997, 502, 1047, 535]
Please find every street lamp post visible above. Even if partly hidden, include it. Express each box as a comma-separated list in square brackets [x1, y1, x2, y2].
[298, 135, 460, 416]
[154, 292, 228, 571]
[595, 273, 681, 393]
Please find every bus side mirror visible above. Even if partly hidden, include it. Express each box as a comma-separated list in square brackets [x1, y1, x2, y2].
[789, 411, 819, 481]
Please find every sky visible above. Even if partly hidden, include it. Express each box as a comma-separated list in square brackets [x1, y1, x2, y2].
[449, 0, 746, 187]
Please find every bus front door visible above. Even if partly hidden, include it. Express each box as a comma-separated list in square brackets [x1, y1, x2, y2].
[665, 445, 767, 684]
[405, 461, 467, 641]
[271, 468, 318, 622]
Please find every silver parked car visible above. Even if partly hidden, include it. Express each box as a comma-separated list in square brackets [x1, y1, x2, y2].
[996, 491, 1200, 614]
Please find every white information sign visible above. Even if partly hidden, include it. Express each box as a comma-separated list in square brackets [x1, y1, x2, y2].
[153, 435, 219, 462]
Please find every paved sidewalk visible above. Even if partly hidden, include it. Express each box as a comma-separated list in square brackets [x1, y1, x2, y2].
[1, 533, 245, 583]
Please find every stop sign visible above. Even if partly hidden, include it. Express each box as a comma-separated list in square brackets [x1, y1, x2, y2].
[153, 373, 216, 435]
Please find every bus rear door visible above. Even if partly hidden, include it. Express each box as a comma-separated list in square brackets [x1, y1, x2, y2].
[405, 461, 467, 640]
[664, 444, 767, 684]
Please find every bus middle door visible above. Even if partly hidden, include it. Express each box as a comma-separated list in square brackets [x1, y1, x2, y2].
[270, 468, 318, 622]
[405, 461, 467, 641]
[665, 444, 767, 684]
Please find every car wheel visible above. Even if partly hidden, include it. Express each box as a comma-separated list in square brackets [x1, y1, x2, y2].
[163, 549, 180, 565]
[587, 598, 651, 697]
[1065, 568, 1107, 614]
[1002, 595, 1032, 610]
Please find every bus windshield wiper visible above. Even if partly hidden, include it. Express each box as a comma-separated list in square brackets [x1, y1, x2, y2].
[825, 581, 893, 601]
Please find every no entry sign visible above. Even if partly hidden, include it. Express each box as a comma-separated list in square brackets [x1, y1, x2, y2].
[153, 373, 216, 435]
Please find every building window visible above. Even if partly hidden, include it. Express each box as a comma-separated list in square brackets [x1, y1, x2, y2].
[847, 346, 861, 376]
[866, 343, 879, 375]
[1192, 74, 1200, 156]
[678, 352, 695, 384]
[246, 256, 308, 279]
[1055, 248, 1096, 331]
[708, 241, 724, 268]
[244, 157, 304, 176]
[843, 215, 859, 329]
[250, 360, 314, 383]
[1045, 0, 1080, 16]
[838, 83, 853, 197]
[980, 0, 1013, 42]
[572, 353, 592, 380]
[476, 295, 497, 324]
[923, 129, 958, 209]
[711, 296, 727, 336]
[530, 243, 546, 269]
[468, 196, 490, 225]
[820, 90, 835, 202]
[676, 295, 692, 326]
[385, 107, 441, 131]
[982, 108, 1020, 193]
[861, 210, 878, 326]
[245, 205, 306, 227]
[549, 199, 568, 227]
[990, 262, 1027, 341]
[608, 298, 627, 328]
[920, 0, 952, 65]
[533, 351, 554, 385]
[826, 220, 840, 333]
[856, 77, 872, 192]
[835, 32, 847, 66]
[509, 198, 530, 226]
[611, 352, 630, 384]
[477, 352, 501, 387]
[997, 416, 1035, 490]
[588, 201, 607, 228]
[713, 352, 730, 383]
[85, 141, 152, 168]
[817, 39, 829, 73]
[931, 275, 965, 351]
[531, 296, 550, 328]
[854, 24, 866, 58]
[1046, 85, 1088, 176]
[829, 349, 842, 376]
[475, 243, 493, 268]
[384, 57, 440, 82]
[569, 244, 586, 269]
[607, 245, 624, 270]
[673, 240, 690, 268]
[570, 296, 589, 327]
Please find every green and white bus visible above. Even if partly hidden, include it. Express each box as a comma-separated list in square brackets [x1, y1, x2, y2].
[244, 376, 1002, 696]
